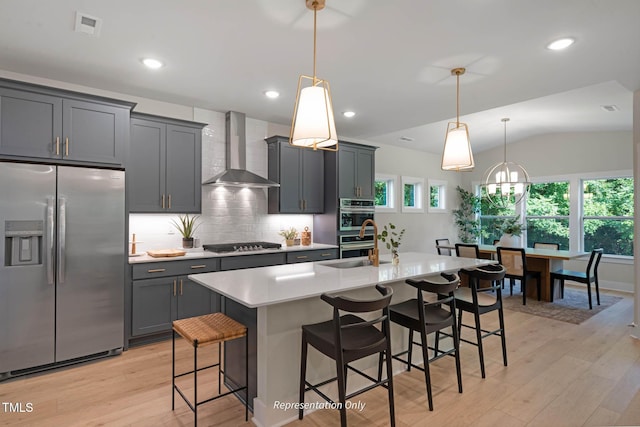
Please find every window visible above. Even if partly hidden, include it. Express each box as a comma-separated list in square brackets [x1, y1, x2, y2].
[374, 174, 397, 212]
[525, 181, 570, 249]
[401, 176, 424, 212]
[479, 186, 516, 244]
[582, 178, 633, 256]
[428, 179, 447, 213]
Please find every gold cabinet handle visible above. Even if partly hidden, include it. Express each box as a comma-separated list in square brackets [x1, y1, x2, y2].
[147, 268, 166, 273]
[168, 194, 171, 209]
[296, 255, 308, 259]
[190, 264, 207, 269]
[55, 137, 60, 156]
[173, 279, 177, 296]
[65, 137, 69, 157]
[180, 279, 183, 296]
[161, 194, 165, 209]
[321, 253, 333, 257]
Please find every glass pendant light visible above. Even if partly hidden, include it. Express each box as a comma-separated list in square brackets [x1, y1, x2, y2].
[441, 68, 474, 171]
[482, 118, 531, 208]
[290, 0, 338, 151]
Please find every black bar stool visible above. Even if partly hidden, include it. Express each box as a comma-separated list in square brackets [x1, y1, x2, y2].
[172, 312, 249, 426]
[389, 272, 462, 411]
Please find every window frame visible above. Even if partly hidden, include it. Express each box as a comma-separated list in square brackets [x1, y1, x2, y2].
[428, 179, 448, 213]
[401, 175, 425, 213]
[374, 173, 398, 213]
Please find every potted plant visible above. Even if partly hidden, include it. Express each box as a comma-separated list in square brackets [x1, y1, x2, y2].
[495, 215, 525, 247]
[171, 214, 201, 248]
[452, 186, 483, 243]
[378, 222, 405, 265]
[279, 227, 298, 246]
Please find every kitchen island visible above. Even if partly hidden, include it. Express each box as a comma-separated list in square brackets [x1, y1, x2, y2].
[189, 252, 495, 427]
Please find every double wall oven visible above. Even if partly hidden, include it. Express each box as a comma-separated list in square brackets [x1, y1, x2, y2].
[339, 198, 376, 258]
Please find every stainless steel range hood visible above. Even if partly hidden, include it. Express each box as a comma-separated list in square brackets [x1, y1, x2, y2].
[203, 111, 280, 187]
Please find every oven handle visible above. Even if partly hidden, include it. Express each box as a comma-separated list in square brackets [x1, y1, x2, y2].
[340, 242, 375, 250]
[340, 208, 376, 213]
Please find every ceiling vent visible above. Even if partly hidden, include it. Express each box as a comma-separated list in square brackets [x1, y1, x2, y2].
[74, 11, 102, 37]
[601, 105, 619, 112]
[399, 136, 414, 142]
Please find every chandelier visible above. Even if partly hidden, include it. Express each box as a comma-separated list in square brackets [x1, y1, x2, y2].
[482, 118, 531, 208]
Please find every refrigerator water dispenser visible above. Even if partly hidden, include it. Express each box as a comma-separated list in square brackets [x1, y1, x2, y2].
[5, 220, 43, 266]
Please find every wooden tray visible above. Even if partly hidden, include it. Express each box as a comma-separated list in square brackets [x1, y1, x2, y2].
[147, 249, 187, 258]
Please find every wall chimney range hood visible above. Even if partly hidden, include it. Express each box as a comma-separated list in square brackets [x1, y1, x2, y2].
[203, 111, 280, 187]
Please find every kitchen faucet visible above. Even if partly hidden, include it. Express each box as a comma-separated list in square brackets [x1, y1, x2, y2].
[359, 219, 379, 266]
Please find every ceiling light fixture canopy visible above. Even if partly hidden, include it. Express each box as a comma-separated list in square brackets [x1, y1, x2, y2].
[290, 0, 338, 151]
[441, 68, 474, 171]
[481, 118, 531, 208]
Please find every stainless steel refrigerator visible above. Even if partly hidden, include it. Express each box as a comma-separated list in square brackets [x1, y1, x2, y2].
[0, 162, 125, 378]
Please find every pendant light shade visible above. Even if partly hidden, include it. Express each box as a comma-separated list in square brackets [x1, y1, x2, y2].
[482, 118, 531, 208]
[442, 68, 474, 171]
[290, 0, 338, 151]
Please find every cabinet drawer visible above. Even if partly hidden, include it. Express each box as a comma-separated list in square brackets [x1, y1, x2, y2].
[286, 249, 338, 263]
[132, 258, 220, 279]
[220, 253, 286, 271]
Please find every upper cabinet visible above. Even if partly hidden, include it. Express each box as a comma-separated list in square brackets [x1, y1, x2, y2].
[266, 135, 324, 214]
[129, 113, 206, 213]
[338, 141, 376, 199]
[0, 79, 133, 167]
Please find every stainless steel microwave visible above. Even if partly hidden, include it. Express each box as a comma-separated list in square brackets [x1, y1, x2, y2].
[339, 198, 375, 231]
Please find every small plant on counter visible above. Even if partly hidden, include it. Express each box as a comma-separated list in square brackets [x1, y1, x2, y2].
[279, 227, 298, 246]
[171, 214, 201, 239]
[377, 222, 405, 255]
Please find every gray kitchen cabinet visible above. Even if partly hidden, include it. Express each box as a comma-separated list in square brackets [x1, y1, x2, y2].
[286, 248, 338, 263]
[266, 135, 324, 214]
[129, 113, 206, 213]
[0, 80, 132, 166]
[220, 253, 287, 271]
[338, 142, 376, 199]
[129, 258, 220, 338]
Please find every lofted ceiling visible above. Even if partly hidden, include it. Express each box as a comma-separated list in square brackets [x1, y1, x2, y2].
[0, 0, 637, 154]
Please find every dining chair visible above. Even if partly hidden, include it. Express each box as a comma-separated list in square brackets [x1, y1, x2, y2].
[550, 248, 603, 309]
[455, 243, 480, 258]
[435, 238, 452, 256]
[299, 284, 395, 427]
[533, 242, 560, 250]
[496, 247, 541, 305]
[389, 273, 462, 411]
[453, 264, 507, 379]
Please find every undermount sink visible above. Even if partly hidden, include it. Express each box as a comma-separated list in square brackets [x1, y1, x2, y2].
[321, 259, 391, 269]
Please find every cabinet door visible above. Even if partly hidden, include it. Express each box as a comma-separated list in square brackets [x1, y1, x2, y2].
[129, 118, 166, 212]
[62, 99, 127, 166]
[301, 148, 324, 213]
[165, 124, 201, 213]
[131, 277, 176, 336]
[338, 145, 358, 198]
[176, 277, 212, 320]
[0, 88, 62, 159]
[356, 148, 375, 199]
[278, 143, 303, 213]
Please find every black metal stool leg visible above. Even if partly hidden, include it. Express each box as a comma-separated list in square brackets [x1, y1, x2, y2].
[172, 330, 175, 410]
[245, 333, 249, 421]
[194, 341, 198, 427]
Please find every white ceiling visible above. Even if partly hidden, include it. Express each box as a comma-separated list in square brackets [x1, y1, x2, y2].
[0, 0, 637, 154]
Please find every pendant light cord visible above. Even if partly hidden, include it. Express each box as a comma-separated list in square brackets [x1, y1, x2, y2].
[456, 72, 460, 127]
[503, 119, 507, 162]
[312, 3, 317, 85]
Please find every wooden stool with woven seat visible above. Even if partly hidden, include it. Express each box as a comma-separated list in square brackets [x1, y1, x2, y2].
[172, 312, 248, 426]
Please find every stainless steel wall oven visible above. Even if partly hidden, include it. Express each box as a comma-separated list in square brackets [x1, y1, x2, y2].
[339, 198, 375, 231]
[339, 233, 376, 258]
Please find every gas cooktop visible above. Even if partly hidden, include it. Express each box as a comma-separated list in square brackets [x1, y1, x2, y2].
[202, 241, 282, 253]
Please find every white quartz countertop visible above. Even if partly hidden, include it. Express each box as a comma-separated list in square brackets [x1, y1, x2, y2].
[128, 243, 338, 264]
[188, 252, 495, 308]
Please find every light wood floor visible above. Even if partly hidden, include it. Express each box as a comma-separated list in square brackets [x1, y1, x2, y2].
[1, 291, 639, 427]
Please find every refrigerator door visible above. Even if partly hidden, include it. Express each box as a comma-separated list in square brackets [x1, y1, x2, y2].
[55, 166, 125, 361]
[0, 163, 56, 373]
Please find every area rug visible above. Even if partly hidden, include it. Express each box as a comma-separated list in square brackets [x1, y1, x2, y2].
[501, 284, 622, 324]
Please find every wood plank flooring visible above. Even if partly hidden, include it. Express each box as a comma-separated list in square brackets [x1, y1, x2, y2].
[1, 290, 639, 427]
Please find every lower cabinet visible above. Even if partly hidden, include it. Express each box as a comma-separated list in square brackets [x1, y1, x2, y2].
[131, 275, 216, 337]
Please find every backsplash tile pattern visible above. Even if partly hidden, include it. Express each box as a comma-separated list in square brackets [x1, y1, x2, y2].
[129, 110, 313, 253]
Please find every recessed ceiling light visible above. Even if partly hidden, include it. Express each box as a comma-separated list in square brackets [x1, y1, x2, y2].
[142, 58, 164, 70]
[342, 111, 356, 118]
[546, 37, 575, 50]
[264, 90, 280, 99]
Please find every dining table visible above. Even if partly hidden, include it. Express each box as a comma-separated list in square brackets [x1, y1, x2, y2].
[437, 243, 586, 301]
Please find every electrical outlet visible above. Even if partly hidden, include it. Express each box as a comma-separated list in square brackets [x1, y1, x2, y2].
[168, 227, 175, 235]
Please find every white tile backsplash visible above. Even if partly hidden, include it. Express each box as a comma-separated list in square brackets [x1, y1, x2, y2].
[128, 110, 313, 252]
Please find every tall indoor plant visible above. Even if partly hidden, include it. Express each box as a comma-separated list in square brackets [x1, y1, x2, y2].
[452, 186, 483, 243]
